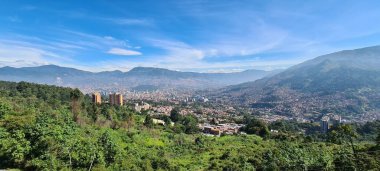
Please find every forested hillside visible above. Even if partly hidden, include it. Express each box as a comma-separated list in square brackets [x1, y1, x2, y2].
[0, 81, 379, 170]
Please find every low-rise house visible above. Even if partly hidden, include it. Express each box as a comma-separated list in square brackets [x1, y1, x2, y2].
[152, 118, 165, 126]
[204, 126, 221, 136]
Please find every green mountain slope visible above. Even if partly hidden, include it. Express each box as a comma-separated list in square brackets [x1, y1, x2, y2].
[217, 46, 380, 119]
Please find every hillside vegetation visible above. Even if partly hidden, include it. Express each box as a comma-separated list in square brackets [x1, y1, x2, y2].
[0, 81, 379, 170]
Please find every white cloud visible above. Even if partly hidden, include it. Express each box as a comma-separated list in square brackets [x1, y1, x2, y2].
[91, 35, 311, 72]
[104, 36, 115, 40]
[0, 40, 69, 68]
[87, 55, 308, 73]
[149, 39, 205, 61]
[107, 48, 142, 56]
[60, 30, 129, 49]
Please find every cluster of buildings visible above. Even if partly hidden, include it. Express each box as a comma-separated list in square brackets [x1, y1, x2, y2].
[320, 114, 342, 133]
[201, 123, 245, 136]
[123, 89, 195, 103]
[257, 114, 291, 123]
[91, 92, 124, 106]
[183, 96, 209, 103]
[134, 101, 150, 112]
[109, 93, 123, 106]
[151, 106, 173, 115]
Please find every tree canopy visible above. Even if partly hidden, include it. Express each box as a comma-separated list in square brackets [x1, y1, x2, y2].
[0, 81, 379, 170]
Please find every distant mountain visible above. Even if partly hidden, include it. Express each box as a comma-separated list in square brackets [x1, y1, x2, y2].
[0, 65, 93, 86]
[216, 45, 380, 120]
[0, 65, 278, 92]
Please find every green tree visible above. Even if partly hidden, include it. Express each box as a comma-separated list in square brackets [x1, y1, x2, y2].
[243, 117, 270, 138]
[119, 110, 134, 132]
[89, 103, 101, 122]
[181, 115, 199, 134]
[144, 115, 154, 128]
[0, 101, 11, 119]
[161, 115, 172, 126]
[98, 131, 119, 165]
[329, 125, 359, 169]
[170, 108, 181, 122]
[328, 125, 358, 144]
[0, 129, 31, 167]
[126, 112, 135, 132]
[70, 89, 82, 122]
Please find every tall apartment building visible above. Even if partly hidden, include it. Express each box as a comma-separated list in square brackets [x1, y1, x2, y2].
[109, 93, 123, 106]
[92, 92, 102, 104]
[321, 116, 330, 134]
[331, 115, 341, 126]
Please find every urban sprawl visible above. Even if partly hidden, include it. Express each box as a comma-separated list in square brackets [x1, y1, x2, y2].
[92, 90, 344, 136]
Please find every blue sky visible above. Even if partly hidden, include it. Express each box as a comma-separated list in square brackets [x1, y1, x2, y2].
[1, 0, 380, 72]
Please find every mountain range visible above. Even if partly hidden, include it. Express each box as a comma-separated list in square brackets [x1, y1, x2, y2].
[0, 65, 280, 92]
[2, 45, 380, 120]
[214, 45, 380, 120]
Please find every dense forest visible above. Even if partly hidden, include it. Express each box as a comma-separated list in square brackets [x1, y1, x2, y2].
[0, 81, 379, 170]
